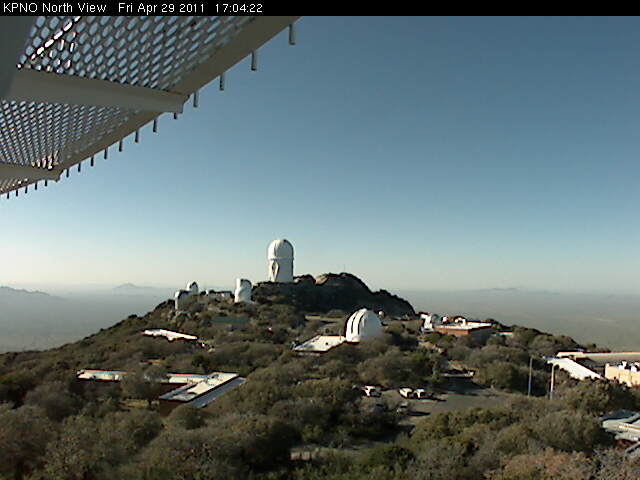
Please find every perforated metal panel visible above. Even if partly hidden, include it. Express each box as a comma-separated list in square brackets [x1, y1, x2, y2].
[0, 15, 299, 197]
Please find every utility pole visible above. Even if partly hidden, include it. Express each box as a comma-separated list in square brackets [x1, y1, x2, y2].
[549, 364, 556, 400]
[527, 357, 533, 396]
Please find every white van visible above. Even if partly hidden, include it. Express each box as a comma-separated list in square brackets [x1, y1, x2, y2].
[363, 385, 382, 397]
[398, 387, 414, 399]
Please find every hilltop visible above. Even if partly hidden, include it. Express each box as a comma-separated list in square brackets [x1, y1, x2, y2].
[254, 273, 415, 317]
[0, 275, 637, 479]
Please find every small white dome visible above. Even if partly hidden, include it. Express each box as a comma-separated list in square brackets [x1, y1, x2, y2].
[187, 281, 199, 295]
[345, 308, 383, 343]
[268, 239, 294, 260]
[174, 289, 191, 310]
[175, 289, 189, 299]
[234, 278, 253, 304]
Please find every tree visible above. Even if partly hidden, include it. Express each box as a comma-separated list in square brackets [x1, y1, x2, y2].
[167, 404, 207, 430]
[121, 365, 167, 407]
[24, 380, 79, 421]
[0, 404, 55, 480]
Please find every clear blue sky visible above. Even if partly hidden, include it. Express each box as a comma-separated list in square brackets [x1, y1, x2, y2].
[1, 16, 638, 294]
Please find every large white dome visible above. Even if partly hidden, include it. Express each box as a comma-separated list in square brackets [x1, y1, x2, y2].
[345, 308, 383, 343]
[268, 238, 294, 260]
[267, 238, 294, 283]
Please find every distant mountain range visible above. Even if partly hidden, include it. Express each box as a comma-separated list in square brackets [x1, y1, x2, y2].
[0, 285, 61, 300]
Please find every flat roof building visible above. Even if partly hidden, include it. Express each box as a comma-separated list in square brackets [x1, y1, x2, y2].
[143, 329, 197, 342]
[76, 369, 245, 413]
[434, 318, 495, 342]
[293, 335, 346, 355]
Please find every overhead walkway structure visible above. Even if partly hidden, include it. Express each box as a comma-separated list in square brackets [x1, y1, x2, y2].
[0, 15, 299, 198]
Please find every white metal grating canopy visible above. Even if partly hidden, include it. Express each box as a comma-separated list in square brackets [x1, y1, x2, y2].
[0, 15, 299, 197]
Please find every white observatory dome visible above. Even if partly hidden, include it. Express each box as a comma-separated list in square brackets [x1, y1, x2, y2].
[187, 281, 199, 295]
[267, 238, 294, 283]
[345, 308, 383, 343]
[174, 289, 191, 310]
[234, 278, 253, 304]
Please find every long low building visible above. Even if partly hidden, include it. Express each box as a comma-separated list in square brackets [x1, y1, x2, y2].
[293, 335, 346, 355]
[143, 329, 198, 342]
[77, 369, 245, 411]
[547, 357, 602, 381]
[602, 410, 640, 444]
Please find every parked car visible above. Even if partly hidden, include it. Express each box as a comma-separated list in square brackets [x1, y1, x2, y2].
[398, 387, 414, 399]
[363, 385, 382, 397]
[399, 387, 431, 399]
[413, 388, 431, 399]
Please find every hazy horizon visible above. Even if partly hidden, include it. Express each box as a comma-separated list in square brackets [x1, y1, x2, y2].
[1, 280, 638, 353]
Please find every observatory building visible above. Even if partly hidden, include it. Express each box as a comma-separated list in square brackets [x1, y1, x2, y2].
[187, 281, 199, 296]
[174, 290, 191, 311]
[234, 278, 253, 304]
[267, 239, 294, 283]
[345, 308, 383, 343]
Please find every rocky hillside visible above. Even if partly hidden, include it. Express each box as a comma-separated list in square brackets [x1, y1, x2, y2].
[253, 273, 415, 317]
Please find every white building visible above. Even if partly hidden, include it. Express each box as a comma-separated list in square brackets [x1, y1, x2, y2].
[187, 281, 199, 296]
[234, 278, 253, 304]
[174, 289, 191, 310]
[345, 308, 383, 343]
[420, 313, 440, 331]
[267, 238, 294, 283]
[143, 329, 197, 342]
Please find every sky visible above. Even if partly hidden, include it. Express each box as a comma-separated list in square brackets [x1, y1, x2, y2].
[1, 16, 639, 294]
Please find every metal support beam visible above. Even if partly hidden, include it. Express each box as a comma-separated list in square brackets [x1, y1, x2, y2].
[0, 164, 60, 181]
[0, 17, 35, 98]
[49, 16, 301, 176]
[5, 68, 189, 113]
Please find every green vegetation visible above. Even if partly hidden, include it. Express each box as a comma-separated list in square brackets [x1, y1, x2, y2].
[0, 295, 638, 479]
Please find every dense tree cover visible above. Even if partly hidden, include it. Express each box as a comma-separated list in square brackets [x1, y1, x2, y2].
[0, 298, 638, 479]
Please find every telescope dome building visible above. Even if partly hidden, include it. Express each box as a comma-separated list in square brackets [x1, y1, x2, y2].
[345, 308, 383, 343]
[187, 281, 199, 296]
[234, 278, 253, 304]
[267, 238, 294, 283]
[174, 290, 191, 311]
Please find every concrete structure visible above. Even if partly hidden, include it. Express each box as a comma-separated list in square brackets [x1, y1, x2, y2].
[345, 308, 383, 343]
[605, 362, 640, 387]
[234, 278, 253, 303]
[174, 289, 192, 310]
[143, 329, 197, 342]
[0, 16, 300, 198]
[293, 335, 346, 355]
[267, 239, 294, 283]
